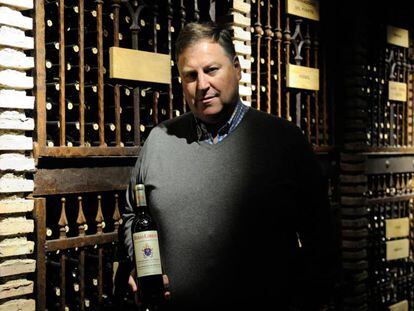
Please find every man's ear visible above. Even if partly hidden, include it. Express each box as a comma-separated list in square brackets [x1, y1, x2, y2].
[233, 56, 241, 80]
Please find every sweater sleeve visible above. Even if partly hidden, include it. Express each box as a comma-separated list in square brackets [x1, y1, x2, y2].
[292, 127, 340, 309]
[120, 123, 176, 270]
[121, 132, 153, 267]
[121, 154, 141, 266]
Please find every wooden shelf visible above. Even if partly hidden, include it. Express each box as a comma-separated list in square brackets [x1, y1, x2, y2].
[34, 144, 139, 158]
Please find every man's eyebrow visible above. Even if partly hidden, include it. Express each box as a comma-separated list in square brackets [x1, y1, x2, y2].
[180, 62, 221, 74]
[181, 68, 196, 75]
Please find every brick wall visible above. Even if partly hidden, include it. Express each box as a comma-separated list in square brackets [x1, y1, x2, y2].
[0, 0, 36, 310]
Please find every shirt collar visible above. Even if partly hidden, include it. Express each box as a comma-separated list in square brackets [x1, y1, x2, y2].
[194, 98, 244, 142]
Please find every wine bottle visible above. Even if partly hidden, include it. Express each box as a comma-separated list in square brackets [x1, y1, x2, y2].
[106, 122, 116, 132]
[46, 81, 60, 93]
[125, 123, 132, 133]
[104, 122, 115, 145]
[66, 255, 81, 299]
[46, 59, 73, 75]
[64, 4, 79, 21]
[132, 184, 164, 309]
[46, 256, 63, 309]
[45, 0, 59, 7]
[85, 64, 107, 82]
[66, 26, 109, 38]
[120, 123, 133, 146]
[67, 101, 92, 112]
[45, 41, 60, 51]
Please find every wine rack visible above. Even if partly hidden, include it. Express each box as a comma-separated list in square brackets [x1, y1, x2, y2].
[338, 2, 414, 308]
[34, 0, 224, 310]
[340, 154, 414, 311]
[31, 0, 342, 310]
[34, 192, 133, 311]
[249, 0, 332, 149]
[343, 24, 414, 152]
[35, 0, 336, 156]
[36, 0, 199, 157]
[367, 175, 414, 310]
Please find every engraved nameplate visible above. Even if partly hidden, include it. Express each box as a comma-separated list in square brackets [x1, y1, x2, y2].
[385, 218, 409, 239]
[287, 0, 320, 21]
[387, 25, 409, 48]
[109, 47, 171, 84]
[386, 239, 409, 261]
[389, 81, 407, 102]
[286, 64, 319, 91]
[389, 300, 408, 311]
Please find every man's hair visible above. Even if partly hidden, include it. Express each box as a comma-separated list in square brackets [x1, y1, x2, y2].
[175, 22, 236, 61]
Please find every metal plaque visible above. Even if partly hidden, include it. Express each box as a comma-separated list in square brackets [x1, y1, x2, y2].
[385, 218, 410, 239]
[386, 239, 409, 261]
[389, 300, 408, 311]
[387, 25, 409, 48]
[286, 64, 319, 91]
[287, 0, 320, 21]
[109, 47, 171, 84]
[388, 81, 407, 102]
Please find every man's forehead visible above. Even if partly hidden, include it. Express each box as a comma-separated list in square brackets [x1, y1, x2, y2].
[180, 39, 222, 56]
[178, 40, 230, 67]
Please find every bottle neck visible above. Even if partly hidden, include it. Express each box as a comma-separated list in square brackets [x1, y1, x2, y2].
[134, 185, 147, 210]
[134, 203, 148, 213]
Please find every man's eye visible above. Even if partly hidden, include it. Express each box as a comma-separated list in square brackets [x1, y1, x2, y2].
[185, 73, 197, 81]
[207, 67, 218, 73]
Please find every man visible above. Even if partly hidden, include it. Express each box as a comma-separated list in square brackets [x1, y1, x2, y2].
[122, 22, 338, 310]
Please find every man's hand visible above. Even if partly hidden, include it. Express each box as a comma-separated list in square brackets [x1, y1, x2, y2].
[128, 274, 138, 292]
[128, 270, 171, 301]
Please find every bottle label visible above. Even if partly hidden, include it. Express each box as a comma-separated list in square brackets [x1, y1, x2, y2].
[133, 230, 162, 277]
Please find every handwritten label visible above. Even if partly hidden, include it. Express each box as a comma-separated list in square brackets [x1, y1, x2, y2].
[287, 0, 320, 21]
[286, 64, 319, 91]
[387, 25, 409, 48]
[386, 239, 409, 261]
[385, 218, 409, 239]
[389, 81, 407, 102]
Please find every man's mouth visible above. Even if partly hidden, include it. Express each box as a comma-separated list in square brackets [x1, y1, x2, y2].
[197, 95, 216, 104]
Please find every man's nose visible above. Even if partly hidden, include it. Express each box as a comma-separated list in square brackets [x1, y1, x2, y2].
[196, 73, 209, 91]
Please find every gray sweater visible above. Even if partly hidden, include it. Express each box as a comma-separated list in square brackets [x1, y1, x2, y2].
[122, 107, 338, 310]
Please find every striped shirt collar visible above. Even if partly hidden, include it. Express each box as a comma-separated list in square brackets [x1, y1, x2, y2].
[194, 99, 249, 144]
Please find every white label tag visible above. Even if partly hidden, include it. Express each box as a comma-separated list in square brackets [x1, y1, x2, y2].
[133, 230, 162, 277]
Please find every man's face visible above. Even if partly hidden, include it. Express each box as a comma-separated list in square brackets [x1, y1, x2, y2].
[178, 39, 241, 124]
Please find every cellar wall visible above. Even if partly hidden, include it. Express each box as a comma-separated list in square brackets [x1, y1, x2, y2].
[0, 0, 412, 310]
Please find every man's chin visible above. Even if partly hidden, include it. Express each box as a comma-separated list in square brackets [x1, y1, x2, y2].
[196, 109, 223, 124]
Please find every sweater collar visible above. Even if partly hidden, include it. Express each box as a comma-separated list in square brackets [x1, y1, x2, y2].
[193, 98, 245, 142]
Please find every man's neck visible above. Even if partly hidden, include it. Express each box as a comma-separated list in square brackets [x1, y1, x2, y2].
[201, 101, 238, 136]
